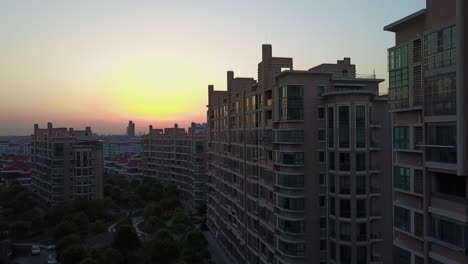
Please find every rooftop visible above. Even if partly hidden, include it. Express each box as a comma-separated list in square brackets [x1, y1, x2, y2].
[384, 9, 427, 32]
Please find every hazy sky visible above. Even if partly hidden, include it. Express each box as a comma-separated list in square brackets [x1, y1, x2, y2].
[0, 0, 425, 136]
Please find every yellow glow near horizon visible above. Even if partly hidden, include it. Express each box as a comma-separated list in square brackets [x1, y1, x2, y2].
[102, 54, 207, 120]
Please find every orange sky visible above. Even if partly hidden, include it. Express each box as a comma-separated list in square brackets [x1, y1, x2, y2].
[0, 0, 424, 135]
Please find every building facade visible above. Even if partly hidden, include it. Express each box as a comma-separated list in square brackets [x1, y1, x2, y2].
[141, 123, 208, 212]
[385, 0, 468, 263]
[127, 120, 135, 137]
[31, 123, 104, 206]
[206, 45, 392, 264]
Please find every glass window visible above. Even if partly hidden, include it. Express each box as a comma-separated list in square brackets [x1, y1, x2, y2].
[340, 245, 351, 264]
[339, 153, 350, 171]
[393, 246, 411, 264]
[394, 206, 411, 232]
[329, 241, 336, 260]
[277, 173, 304, 188]
[276, 152, 304, 166]
[329, 197, 335, 216]
[340, 199, 350, 218]
[394, 166, 410, 191]
[275, 130, 304, 143]
[356, 105, 366, 148]
[278, 238, 305, 257]
[356, 175, 366, 194]
[393, 126, 410, 149]
[357, 223, 367, 241]
[278, 85, 304, 121]
[424, 74, 456, 116]
[329, 174, 335, 193]
[340, 222, 351, 241]
[318, 107, 325, 119]
[432, 218, 465, 247]
[319, 195, 326, 207]
[424, 25, 457, 71]
[339, 175, 350, 194]
[320, 217, 327, 229]
[277, 217, 305, 234]
[356, 152, 366, 171]
[357, 199, 366, 218]
[436, 172, 467, 198]
[318, 85, 325, 96]
[277, 195, 304, 211]
[329, 152, 335, 170]
[328, 107, 334, 148]
[426, 123, 457, 163]
[339, 106, 350, 148]
[319, 173, 325, 185]
[388, 45, 410, 110]
[357, 246, 367, 264]
[389, 45, 408, 70]
[319, 151, 325, 163]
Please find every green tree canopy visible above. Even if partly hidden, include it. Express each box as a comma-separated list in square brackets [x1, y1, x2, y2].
[112, 224, 141, 254]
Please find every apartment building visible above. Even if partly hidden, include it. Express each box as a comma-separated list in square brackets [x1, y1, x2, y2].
[206, 45, 392, 264]
[384, 0, 468, 263]
[141, 123, 208, 212]
[31, 123, 103, 207]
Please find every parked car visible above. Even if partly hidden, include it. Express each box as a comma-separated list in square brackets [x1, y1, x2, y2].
[47, 254, 57, 264]
[31, 245, 40, 255]
[47, 245, 55, 251]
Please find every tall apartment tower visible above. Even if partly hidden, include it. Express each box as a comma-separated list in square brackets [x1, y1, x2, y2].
[384, 0, 468, 263]
[31, 123, 103, 207]
[141, 123, 208, 212]
[127, 120, 135, 137]
[206, 45, 392, 264]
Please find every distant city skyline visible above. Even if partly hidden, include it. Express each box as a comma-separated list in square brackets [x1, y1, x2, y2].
[0, 0, 425, 135]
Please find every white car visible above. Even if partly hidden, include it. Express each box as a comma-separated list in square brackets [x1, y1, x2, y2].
[31, 245, 40, 255]
[47, 245, 55, 251]
[47, 254, 57, 264]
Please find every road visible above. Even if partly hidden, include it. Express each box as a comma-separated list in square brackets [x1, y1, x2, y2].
[13, 245, 55, 264]
[107, 216, 150, 241]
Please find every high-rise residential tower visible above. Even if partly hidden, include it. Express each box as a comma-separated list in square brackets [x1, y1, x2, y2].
[384, 0, 467, 263]
[206, 45, 392, 264]
[31, 123, 103, 207]
[127, 120, 136, 137]
[141, 123, 208, 212]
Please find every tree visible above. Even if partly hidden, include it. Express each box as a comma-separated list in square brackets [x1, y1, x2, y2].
[56, 234, 81, 260]
[89, 220, 106, 235]
[182, 229, 210, 264]
[72, 211, 90, 235]
[170, 211, 193, 235]
[101, 248, 124, 264]
[55, 221, 78, 240]
[9, 221, 31, 240]
[148, 183, 164, 202]
[79, 258, 98, 264]
[144, 216, 165, 234]
[144, 202, 163, 220]
[60, 244, 87, 264]
[150, 229, 180, 264]
[112, 224, 141, 254]
[154, 229, 173, 241]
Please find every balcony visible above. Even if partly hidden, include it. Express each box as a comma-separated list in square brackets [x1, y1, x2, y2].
[429, 192, 468, 222]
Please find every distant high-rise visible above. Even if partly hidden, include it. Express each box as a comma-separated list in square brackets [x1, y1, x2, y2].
[141, 123, 208, 213]
[127, 120, 135, 137]
[31, 123, 103, 207]
[384, 0, 468, 263]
